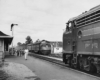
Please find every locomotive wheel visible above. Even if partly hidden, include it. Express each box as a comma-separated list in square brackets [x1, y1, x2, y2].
[79, 58, 97, 73]
[63, 54, 67, 63]
[90, 64, 97, 73]
[69, 59, 74, 68]
[85, 63, 97, 73]
[65, 59, 68, 64]
[79, 59, 84, 70]
[72, 62, 78, 68]
[64, 57, 68, 64]
[77, 57, 80, 69]
[73, 64, 77, 68]
[68, 57, 73, 67]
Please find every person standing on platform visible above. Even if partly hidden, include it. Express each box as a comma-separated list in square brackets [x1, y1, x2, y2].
[24, 48, 29, 60]
[17, 50, 19, 56]
[19, 49, 21, 56]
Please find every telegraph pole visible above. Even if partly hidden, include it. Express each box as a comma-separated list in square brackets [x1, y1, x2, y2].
[11, 24, 18, 55]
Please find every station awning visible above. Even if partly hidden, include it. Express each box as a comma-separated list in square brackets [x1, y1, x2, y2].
[0, 31, 13, 44]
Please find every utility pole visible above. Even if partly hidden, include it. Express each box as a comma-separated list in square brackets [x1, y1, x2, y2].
[11, 23, 18, 55]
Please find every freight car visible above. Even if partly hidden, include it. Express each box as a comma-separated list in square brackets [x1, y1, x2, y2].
[63, 5, 100, 73]
[28, 40, 51, 55]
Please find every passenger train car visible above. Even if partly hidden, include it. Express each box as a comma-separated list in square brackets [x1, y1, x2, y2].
[63, 5, 100, 73]
[28, 40, 51, 55]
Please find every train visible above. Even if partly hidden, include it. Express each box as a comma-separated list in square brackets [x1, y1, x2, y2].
[62, 5, 100, 73]
[28, 40, 51, 55]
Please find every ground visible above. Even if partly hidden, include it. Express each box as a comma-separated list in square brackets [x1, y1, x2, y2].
[4, 55, 100, 80]
[0, 57, 40, 80]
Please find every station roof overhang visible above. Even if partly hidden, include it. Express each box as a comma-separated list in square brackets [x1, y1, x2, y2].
[0, 31, 13, 45]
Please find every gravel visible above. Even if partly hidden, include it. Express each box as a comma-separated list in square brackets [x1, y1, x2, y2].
[0, 61, 40, 80]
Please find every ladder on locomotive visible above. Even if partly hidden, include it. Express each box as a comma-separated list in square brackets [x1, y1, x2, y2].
[72, 21, 77, 64]
[72, 41, 77, 64]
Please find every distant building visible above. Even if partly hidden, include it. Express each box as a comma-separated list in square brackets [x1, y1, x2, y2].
[50, 41, 63, 54]
[0, 31, 13, 61]
[50, 41, 63, 47]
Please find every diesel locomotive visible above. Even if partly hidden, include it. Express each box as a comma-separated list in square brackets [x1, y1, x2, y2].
[28, 40, 51, 55]
[63, 5, 100, 73]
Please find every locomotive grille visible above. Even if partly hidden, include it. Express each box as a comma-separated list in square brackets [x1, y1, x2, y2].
[76, 10, 100, 27]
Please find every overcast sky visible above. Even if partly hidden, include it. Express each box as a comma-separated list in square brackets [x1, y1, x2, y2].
[0, 0, 100, 46]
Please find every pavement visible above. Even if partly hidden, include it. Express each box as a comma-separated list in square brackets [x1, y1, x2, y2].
[0, 56, 40, 80]
[4, 54, 100, 80]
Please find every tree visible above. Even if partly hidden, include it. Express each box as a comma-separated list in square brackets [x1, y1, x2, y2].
[35, 39, 40, 43]
[25, 36, 33, 44]
[17, 42, 22, 46]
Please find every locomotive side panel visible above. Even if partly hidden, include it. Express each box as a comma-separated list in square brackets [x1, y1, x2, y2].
[27, 44, 32, 52]
[63, 32, 72, 54]
[32, 43, 40, 53]
[77, 23, 93, 55]
[77, 22, 100, 55]
[77, 40, 92, 55]
[93, 22, 100, 55]
[93, 39, 100, 55]
[31, 44, 35, 52]
[35, 44, 40, 53]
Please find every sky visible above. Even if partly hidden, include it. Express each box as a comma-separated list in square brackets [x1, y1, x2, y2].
[0, 0, 100, 46]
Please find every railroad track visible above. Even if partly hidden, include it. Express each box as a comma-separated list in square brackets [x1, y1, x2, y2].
[29, 53, 100, 79]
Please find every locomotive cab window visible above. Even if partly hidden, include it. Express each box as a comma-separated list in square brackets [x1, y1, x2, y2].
[68, 22, 72, 28]
[66, 22, 72, 31]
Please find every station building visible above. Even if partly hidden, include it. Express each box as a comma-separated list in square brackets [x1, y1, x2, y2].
[50, 41, 63, 54]
[0, 31, 13, 61]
